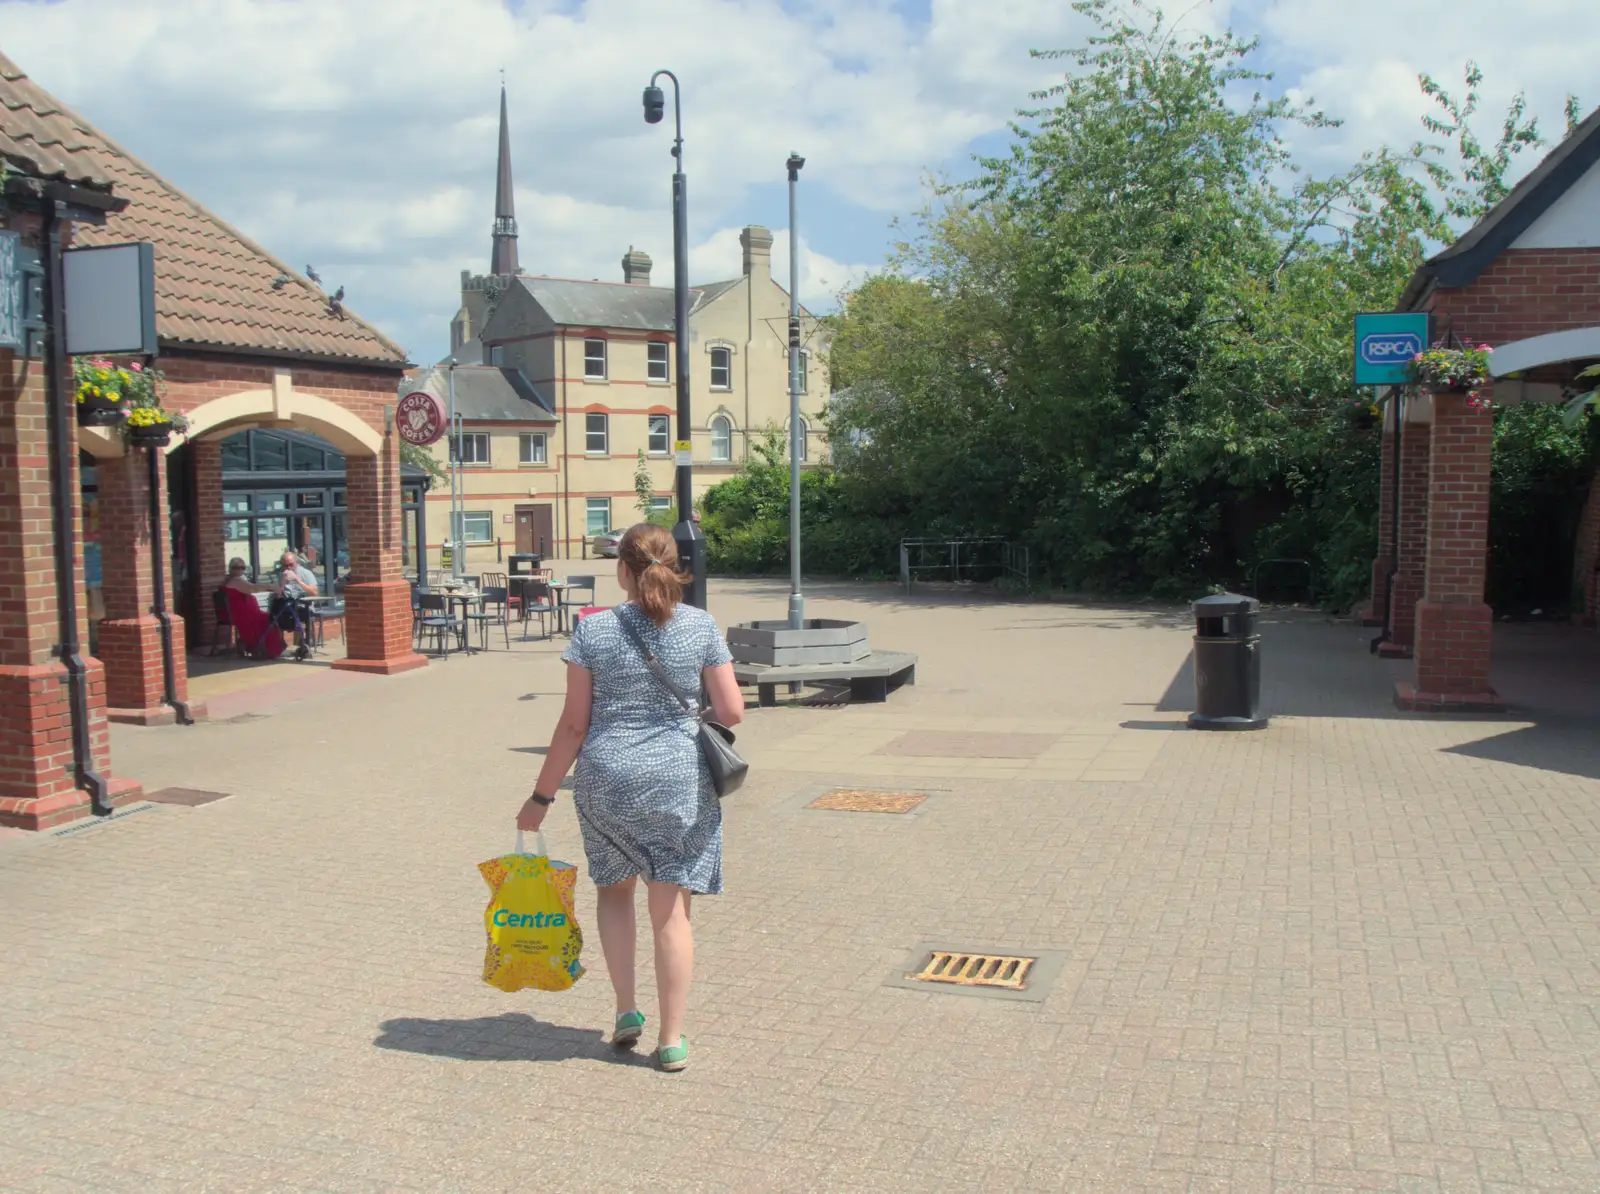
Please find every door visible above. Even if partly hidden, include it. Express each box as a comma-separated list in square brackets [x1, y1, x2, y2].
[516, 504, 554, 557]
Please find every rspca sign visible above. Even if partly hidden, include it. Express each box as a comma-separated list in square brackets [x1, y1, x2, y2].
[1354, 312, 1430, 386]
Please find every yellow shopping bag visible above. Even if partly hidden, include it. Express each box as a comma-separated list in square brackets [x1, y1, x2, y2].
[479, 830, 585, 993]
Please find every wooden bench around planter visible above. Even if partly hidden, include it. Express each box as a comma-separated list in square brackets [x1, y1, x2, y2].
[732, 650, 918, 707]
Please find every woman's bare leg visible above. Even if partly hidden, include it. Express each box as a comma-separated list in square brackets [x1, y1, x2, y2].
[594, 876, 638, 1015]
[647, 881, 694, 1047]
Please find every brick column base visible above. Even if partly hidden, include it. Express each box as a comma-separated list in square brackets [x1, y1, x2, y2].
[1362, 556, 1394, 627]
[0, 662, 143, 830]
[1394, 601, 1504, 713]
[332, 579, 427, 676]
[99, 616, 207, 725]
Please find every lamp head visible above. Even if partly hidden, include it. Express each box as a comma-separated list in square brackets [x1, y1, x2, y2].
[643, 84, 665, 124]
[787, 152, 805, 174]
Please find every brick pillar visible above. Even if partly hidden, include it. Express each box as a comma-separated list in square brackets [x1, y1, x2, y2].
[1396, 389, 1503, 712]
[0, 350, 142, 830]
[96, 448, 202, 724]
[1378, 408, 1430, 657]
[1571, 465, 1600, 627]
[333, 437, 426, 676]
[1364, 401, 1398, 626]
[193, 439, 226, 646]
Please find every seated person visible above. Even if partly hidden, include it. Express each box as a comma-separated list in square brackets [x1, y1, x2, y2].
[269, 550, 319, 659]
[220, 558, 283, 659]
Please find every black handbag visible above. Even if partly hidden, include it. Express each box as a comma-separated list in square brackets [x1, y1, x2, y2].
[616, 608, 748, 799]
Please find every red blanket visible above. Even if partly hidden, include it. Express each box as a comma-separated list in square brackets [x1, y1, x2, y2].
[223, 586, 284, 659]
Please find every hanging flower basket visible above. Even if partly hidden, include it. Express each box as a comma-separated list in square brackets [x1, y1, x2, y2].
[73, 357, 137, 426]
[77, 392, 126, 427]
[128, 423, 172, 447]
[1409, 343, 1493, 404]
[124, 404, 182, 448]
[1348, 401, 1379, 431]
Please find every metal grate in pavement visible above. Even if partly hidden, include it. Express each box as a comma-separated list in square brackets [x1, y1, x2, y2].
[49, 803, 158, 837]
[808, 789, 927, 814]
[144, 787, 231, 807]
[906, 951, 1036, 990]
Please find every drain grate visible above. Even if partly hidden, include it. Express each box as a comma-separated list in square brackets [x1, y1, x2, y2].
[907, 951, 1036, 990]
[808, 789, 927, 814]
[144, 787, 231, 807]
[49, 803, 158, 837]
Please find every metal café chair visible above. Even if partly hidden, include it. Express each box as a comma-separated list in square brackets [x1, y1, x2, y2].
[516, 578, 555, 640]
[480, 571, 512, 618]
[558, 575, 596, 633]
[466, 585, 511, 650]
[415, 593, 460, 658]
[209, 589, 237, 656]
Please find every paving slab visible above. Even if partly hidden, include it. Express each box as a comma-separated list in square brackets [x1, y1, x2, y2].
[2, 585, 1600, 1191]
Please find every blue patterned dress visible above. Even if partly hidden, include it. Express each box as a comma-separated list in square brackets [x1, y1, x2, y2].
[562, 602, 733, 895]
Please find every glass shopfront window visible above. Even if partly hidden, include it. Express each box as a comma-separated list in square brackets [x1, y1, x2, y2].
[216, 429, 427, 591]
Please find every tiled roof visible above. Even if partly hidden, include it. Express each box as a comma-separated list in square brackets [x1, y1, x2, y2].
[0, 50, 407, 367]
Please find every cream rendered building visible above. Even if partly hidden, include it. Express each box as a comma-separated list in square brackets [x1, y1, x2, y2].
[416, 89, 828, 562]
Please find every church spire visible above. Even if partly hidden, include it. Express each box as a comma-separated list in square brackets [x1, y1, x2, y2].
[491, 82, 519, 276]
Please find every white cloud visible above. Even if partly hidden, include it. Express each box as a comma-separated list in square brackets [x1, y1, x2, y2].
[690, 226, 877, 310]
[1, 0, 1594, 365]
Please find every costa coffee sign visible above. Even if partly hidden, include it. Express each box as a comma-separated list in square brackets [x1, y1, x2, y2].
[395, 390, 446, 446]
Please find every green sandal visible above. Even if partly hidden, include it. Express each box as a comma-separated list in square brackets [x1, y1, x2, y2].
[656, 1036, 688, 1073]
[612, 1011, 645, 1049]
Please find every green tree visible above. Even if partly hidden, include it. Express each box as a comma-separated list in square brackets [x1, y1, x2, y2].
[815, 0, 1566, 608]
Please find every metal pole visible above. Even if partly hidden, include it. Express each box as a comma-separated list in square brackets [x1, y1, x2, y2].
[650, 69, 706, 609]
[447, 358, 460, 581]
[42, 201, 112, 814]
[146, 443, 193, 724]
[786, 152, 805, 629]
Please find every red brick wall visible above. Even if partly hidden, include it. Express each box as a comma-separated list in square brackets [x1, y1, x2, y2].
[193, 439, 225, 645]
[96, 449, 189, 715]
[1424, 248, 1600, 346]
[0, 349, 119, 816]
[1411, 390, 1496, 699]
[1389, 421, 1431, 648]
[1573, 467, 1600, 623]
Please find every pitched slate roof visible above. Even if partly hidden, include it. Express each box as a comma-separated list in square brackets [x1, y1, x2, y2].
[0, 50, 407, 368]
[405, 364, 555, 423]
[509, 275, 708, 331]
[1402, 103, 1600, 309]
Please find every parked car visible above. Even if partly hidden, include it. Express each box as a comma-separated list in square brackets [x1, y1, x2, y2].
[590, 528, 626, 558]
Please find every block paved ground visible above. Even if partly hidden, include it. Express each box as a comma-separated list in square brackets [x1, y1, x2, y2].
[4, 580, 1600, 1192]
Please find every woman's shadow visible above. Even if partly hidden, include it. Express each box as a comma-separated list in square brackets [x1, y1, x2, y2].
[374, 1012, 650, 1067]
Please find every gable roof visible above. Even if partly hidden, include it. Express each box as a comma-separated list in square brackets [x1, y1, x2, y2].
[405, 364, 555, 424]
[1402, 103, 1600, 310]
[506, 275, 709, 332]
[0, 50, 408, 369]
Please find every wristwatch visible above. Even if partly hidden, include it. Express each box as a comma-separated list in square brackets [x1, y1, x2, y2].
[529, 793, 555, 806]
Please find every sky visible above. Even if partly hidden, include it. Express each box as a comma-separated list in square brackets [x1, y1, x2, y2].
[3, 0, 1595, 365]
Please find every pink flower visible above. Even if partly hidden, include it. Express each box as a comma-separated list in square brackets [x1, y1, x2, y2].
[128, 361, 143, 372]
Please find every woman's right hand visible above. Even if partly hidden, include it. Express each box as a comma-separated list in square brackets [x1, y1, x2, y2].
[515, 796, 550, 833]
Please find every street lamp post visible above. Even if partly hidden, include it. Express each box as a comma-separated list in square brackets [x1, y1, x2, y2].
[786, 152, 805, 629]
[447, 356, 462, 581]
[643, 70, 706, 609]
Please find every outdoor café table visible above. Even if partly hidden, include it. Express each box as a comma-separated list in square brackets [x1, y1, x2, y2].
[438, 585, 483, 654]
[546, 581, 574, 634]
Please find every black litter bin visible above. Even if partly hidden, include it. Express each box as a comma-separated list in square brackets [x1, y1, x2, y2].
[1187, 592, 1267, 730]
[508, 553, 542, 576]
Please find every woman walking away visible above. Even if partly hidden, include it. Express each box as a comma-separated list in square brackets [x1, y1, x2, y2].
[516, 523, 743, 1072]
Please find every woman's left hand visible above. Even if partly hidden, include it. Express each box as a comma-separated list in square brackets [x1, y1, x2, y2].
[515, 797, 549, 833]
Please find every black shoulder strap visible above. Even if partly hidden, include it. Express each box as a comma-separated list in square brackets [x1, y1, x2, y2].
[615, 606, 699, 715]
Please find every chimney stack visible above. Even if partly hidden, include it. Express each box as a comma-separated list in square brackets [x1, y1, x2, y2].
[622, 246, 652, 286]
[740, 225, 773, 281]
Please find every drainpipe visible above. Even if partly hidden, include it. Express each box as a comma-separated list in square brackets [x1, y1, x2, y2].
[42, 201, 112, 814]
[560, 333, 570, 554]
[145, 438, 193, 724]
[1371, 386, 1404, 655]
